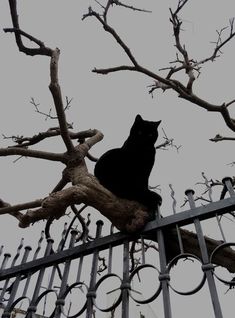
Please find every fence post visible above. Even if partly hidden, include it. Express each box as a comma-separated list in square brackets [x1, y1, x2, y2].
[156, 206, 172, 318]
[54, 230, 77, 318]
[121, 239, 130, 318]
[186, 190, 223, 318]
[2, 246, 32, 318]
[86, 220, 104, 318]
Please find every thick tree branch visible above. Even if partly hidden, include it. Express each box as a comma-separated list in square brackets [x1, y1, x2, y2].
[0, 147, 66, 163]
[11, 174, 151, 232]
[0, 199, 23, 223]
[49, 49, 75, 153]
[0, 199, 43, 216]
[0, 128, 103, 227]
[3, 180, 235, 274]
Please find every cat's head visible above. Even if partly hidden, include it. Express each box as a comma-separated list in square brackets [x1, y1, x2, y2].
[129, 114, 161, 145]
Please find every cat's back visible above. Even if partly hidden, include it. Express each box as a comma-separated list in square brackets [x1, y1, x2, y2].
[94, 147, 122, 177]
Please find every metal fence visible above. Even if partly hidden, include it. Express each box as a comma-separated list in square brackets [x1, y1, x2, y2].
[0, 177, 235, 318]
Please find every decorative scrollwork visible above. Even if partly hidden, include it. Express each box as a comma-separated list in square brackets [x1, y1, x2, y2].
[168, 253, 206, 295]
[59, 282, 88, 318]
[94, 273, 122, 312]
[210, 242, 235, 287]
[129, 264, 161, 304]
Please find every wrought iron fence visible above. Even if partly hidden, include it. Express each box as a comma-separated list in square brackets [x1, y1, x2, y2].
[0, 177, 235, 318]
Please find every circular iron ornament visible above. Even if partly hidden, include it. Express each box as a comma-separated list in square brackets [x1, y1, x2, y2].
[30, 289, 58, 318]
[210, 242, 235, 286]
[129, 264, 162, 304]
[60, 282, 88, 318]
[167, 253, 206, 296]
[94, 273, 122, 312]
[35, 289, 57, 306]
[7, 296, 30, 314]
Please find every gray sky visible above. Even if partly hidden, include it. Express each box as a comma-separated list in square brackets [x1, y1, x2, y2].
[0, 1, 235, 317]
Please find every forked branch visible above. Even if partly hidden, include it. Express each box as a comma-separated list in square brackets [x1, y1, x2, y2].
[83, 1, 235, 132]
[4, 0, 74, 153]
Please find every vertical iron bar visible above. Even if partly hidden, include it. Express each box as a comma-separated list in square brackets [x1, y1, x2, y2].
[22, 231, 45, 297]
[57, 223, 68, 252]
[0, 245, 4, 258]
[108, 225, 114, 274]
[141, 236, 146, 265]
[47, 265, 56, 290]
[57, 230, 78, 295]
[86, 220, 103, 318]
[2, 246, 32, 318]
[156, 206, 172, 318]
[169, 184, 184, 253]
[0, 253, 11, 305]
[26, 238, 54, 317]
[0, 253, 11, 271]
[76, 255, 84, 282]
[0, 239, 24, 306]
[186, 190, 223, 318]
[21, 272, 31, 298]
[54, 230, 78, 318]
[121, 239, 130, 318]
[32, 231, 45, 260]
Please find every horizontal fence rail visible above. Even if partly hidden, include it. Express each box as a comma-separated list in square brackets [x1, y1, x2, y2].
[0, 177, 234, 318]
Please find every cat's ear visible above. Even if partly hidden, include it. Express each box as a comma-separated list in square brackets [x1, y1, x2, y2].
[135, 114, 143, 122]
[156, 120, 161, 127]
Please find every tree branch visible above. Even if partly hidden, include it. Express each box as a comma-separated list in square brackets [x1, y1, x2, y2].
[169, 6, 196, 91]
[48, 49, 75, 153]
[0, 147, 66, 163]
[83, 8, 139, 67]
[4, 0, 52, 56]
[210, 134, 235, 143]
[86, 1, 235, 132]
[0, 199, 43, 216]
[5, 0, 75, 154]
[6, 174, 151, 232]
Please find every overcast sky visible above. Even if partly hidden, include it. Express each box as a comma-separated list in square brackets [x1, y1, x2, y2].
[0, 1, 235, 317]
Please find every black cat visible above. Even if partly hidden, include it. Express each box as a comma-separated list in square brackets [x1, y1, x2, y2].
[94, 114, 162, 214]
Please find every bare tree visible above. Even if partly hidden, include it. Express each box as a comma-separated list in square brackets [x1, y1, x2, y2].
[83, 0, 235, 134]
[1, 0, 235, 273]
[1, 0, 154, 233]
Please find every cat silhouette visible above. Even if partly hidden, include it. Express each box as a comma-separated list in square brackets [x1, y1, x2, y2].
[94, 114, 162, 216]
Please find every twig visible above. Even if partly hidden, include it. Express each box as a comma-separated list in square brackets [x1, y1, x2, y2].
[30, 97, 73, 122]
[84, 3, 235, 132]
[210, 134, 235, 142]
[83, 8, 139, 67]
[155, 128, 182, 152]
